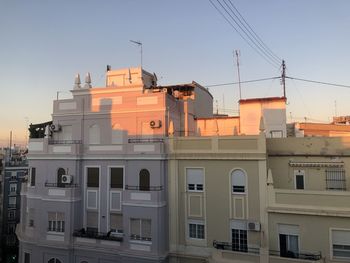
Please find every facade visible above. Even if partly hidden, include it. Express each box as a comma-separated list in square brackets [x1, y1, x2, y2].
[2, 147, 28, 263]
[17, 66, 350, 263]
[18, 67, 214, 263]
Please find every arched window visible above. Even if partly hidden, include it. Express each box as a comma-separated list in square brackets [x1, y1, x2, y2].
[231, 169, 246, 193]
[57, 168, 66, 188]
[48, 258, 62, 263]
[139, 169, 150, 191]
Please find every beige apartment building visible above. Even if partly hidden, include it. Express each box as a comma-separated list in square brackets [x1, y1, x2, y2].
[168, 130, 350, 262]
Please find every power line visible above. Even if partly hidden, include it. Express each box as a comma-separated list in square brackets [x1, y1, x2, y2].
[226, 0, 281, 62]
[205, 76, 280, 88]
[221, 0, 280, 65]
[209, 0, 280, 69]
[286, 76, 350, 89]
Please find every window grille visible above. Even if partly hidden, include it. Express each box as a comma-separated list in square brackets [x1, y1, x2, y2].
[326, 169, 346, 190]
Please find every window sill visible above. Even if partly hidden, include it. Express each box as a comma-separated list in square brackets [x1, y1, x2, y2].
[47, 231, 64, 235]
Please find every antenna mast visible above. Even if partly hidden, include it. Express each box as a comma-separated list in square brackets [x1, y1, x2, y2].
[234, 50, 242, 99]
[282, 60, 286, 98]
[130, 40, 143, 68]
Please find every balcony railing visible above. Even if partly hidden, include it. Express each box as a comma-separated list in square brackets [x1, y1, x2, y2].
[128, 138, 164, 143]
[213, 240, 260, 254]
[269, 250, 322, 261]
[45, 182, 79, 188]
[73, 229, 123, 242]
[130, 234, 152, 242]
[48, 140, 82, 145]
[125, 185, 163, 191]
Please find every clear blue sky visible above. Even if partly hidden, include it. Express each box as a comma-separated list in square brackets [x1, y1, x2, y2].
[1, 0, 350, 146]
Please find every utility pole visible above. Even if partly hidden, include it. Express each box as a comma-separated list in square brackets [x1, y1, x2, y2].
[281, 60, 286, 98]
[234, 50, 242, 99]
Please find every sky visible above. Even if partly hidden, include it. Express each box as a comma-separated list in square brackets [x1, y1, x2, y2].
[1, 0, 350, 147]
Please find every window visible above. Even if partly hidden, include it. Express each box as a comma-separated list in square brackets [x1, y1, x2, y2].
[87, 167, 99, 187]
[130, 218, 152, 241]
[24, 252, 31, 263]
[270, 130, 283, 138]
[186, 168, 204, 191]
[48, 259, 62, 263]
[110, 192, 121, 211]
[9, 197, 16, 207]
[30, 167, 36, 186]
[110, 214, 123, 233]
[10, 183, 17, 193]
[89, 124, 100, 144]
[231, 169, 246, 193]
[8, 210, 15, 220]
[139, 169, 150, 191]
[48, 212, 65, 232]
[278, 224, 299, 258]
[8, 224, 16, 234]
[332, 230, 350, 259]
[231, 220, 247, 252]
[188, 221, 205, 239]
[86, 212, 98, 233]
[10, 172, 17, 180]
[87, 190, 98, 209]
[57, 168, 66, 188]
[294, 170, 305, 190]
[326, 169, 346, 190]
[110, 167, 123, 189]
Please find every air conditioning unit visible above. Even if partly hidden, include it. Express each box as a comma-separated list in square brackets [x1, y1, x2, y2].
[150, 120, 162, 128]
[247, 221, 261, 231]
[61, 175, 72, 184]
[50, 124, 61, 132]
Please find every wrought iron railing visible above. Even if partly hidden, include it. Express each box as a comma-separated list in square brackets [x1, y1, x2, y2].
[213, 240, 260, 254]
[130, 234, 152, 242]
[128, 138, 164, 143]
[269, 250, 322, 261]
[48, 140, 82, 145]
[45, 182, 79, 188]
[125, 185, 163, 191]
[73, 229, 123, 242]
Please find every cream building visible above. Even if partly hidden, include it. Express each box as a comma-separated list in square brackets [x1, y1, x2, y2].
[168, 126, 350, 263]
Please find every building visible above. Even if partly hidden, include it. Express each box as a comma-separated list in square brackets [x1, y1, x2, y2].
[18, 67, 214, 263]
[2, 146, 28, 263]
[18, 66, 350, 263]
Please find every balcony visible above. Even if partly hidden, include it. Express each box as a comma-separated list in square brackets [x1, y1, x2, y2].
[213, 240, 260, 254]
[73, 229, 123, 242]
[269, 250, 322, 261]
[48, 140, 82, 145]
[125, 185, 163, 191]
[45, 182, 79, 188]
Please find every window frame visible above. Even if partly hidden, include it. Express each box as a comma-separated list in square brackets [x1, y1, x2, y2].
[294, 169, 305, 190]
[188, 219, 205, 240]
[231, 169, 247, 194]
[330, 228, 350, 260]
[186, 167, 205, 192]
[130, 218, 152, 243]
[109, 166, 124, 190]
[47, 212, 65, 233]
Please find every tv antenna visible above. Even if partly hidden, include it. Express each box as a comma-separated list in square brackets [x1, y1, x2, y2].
[130, 40, 143, 68]
[234, 50, 242, 99]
